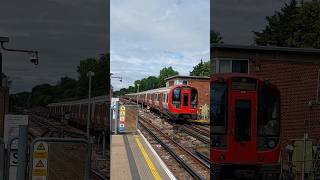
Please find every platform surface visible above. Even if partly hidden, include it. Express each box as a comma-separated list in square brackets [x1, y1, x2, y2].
[111, 132, 175, 180]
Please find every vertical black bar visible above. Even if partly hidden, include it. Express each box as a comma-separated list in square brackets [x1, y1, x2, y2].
[17, 125, 28, 180]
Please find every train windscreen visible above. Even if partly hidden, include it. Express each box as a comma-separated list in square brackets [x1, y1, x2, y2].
[211, 82, 227, 134]
[172, 87, 181, 108]
[258, 85, 280, 136]
[190, 88, 197, 108]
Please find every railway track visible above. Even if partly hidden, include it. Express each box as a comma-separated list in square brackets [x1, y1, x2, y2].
[139, 115, 210, 179]
[29, 113, 108, 180]
[180, 125, 210, 144]
[90, 169, 108, 180]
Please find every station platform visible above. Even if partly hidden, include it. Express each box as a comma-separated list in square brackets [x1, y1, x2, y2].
[111, 130, 175, 180]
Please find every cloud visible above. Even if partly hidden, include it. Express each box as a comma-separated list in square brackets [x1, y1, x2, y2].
[111, 0, 210, 90]
[211, 0, 290, 44]
[0, 0, 108, 93]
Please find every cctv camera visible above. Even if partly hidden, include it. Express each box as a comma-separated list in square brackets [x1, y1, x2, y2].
[29, 52, 38, 65]
[30, 57, 38, 65]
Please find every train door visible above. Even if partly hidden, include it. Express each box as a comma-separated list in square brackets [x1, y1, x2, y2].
[181, 87, 191, 112]
[229, 91, 257, 162]
[159, 93, 163, 111]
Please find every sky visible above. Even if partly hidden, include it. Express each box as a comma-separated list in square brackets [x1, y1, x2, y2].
[211, 0, 290, 45]
[0, 0, 109, 93]
[110, 0, 210, 90]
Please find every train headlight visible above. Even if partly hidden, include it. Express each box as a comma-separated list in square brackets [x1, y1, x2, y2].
[268, 139, 276, 148]
[212, 135, 227, 148]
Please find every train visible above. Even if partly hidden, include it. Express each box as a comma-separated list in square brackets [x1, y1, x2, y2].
[210, 73, 281, 179]
[47, 95, 110, 132]
[125, 84, 198, 120]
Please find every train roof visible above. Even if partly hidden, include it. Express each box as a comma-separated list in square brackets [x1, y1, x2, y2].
[125, 84, 193, 96]
[47, 95, 109, 106]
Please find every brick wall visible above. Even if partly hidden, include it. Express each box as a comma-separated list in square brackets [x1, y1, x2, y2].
[188, 79, 210, 107]
[250, 60, 320, 141]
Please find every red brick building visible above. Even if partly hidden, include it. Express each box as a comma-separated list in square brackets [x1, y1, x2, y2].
[211, 44, 320, 141]
[165, 75, 210, 109]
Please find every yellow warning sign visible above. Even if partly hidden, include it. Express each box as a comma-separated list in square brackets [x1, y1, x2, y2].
[32, 168, 47, 176]
[33, 152, 48, 158]
[32, 141, 48, 179]
[36, 160, 45, 168]
[120, 111, 125, 116]
[37, 143, 46, 151]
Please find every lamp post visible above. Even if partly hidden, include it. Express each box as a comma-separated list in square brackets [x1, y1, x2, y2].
[137, 84, 140, 108]
[0, 36, 38, 137]
[86, 71, 95, 139]
[0, 36, 39, 86]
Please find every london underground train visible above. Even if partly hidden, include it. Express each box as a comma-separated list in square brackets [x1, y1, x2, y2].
[125, 84, 198, 120]
[211, 73, 281, 179]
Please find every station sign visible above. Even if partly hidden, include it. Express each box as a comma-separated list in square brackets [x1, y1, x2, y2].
[4, 115, 29, 148]
[118, 105, 138, 133]
[32, 141, 49, 180]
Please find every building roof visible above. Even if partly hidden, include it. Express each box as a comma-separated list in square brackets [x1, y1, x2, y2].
[165, 75, 210, 81]
[211, 43, 320, 54]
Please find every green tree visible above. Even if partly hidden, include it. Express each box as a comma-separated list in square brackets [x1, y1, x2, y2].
[190, 60, 210, 76]
[211, 30, 224, 44]
[254, 0, 320, 48]
[76, 54, 110, 98]
[158, 67, 179, 87]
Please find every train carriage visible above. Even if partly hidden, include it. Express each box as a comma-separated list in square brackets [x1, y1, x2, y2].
[48, 95, 110, 131]
[211, 73, 281, 179]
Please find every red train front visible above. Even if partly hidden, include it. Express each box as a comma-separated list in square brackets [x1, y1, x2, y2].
[211, 73, 281, 179]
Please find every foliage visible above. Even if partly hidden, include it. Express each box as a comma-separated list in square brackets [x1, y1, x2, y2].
[254, 0, 320, 48]
[190, 60, 210, 76]
[113, 67, 179, 97]
[211, 30, 224, 44]
[11, 54, 110, 108]
[158, 67, 179, 87]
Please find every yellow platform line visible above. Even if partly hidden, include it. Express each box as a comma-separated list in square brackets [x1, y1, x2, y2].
[135, 136, 162, 180]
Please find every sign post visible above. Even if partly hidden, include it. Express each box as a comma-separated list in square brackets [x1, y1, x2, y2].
[118, 106, 126, 133]
[3, 115, 28, 180]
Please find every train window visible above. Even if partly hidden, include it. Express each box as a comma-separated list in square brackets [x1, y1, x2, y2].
[234, 100, 251, 141]
[172, 88, 181, 108]
[211, 82, 227, 134]
[258, 85, 280, 136]
[191, 88, 197, 108]
[232, 60, 248, 73]
[216, 59, 249, 73]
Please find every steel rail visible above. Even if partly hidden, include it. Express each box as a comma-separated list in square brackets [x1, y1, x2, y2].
[90, 169, 107, 180]
[139, 120, 204, 180]
[180, 126, 210, 144]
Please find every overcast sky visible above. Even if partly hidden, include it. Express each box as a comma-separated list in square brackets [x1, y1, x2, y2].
[211, 0, 290, 45]
[111, 0, 210, 90]
[0, 0, 109, 94]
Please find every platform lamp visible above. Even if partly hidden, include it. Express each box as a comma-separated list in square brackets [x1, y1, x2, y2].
[0, 36, 39, 137]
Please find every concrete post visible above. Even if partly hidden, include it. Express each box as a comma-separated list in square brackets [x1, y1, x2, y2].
[16, 125, 28, 180]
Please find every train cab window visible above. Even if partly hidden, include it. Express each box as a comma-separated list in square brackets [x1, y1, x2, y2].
[191, 88, 198, 108]
[258, 85, 280, 136]
[172, 88, 181, 108]
[211, 83, 227, 134]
